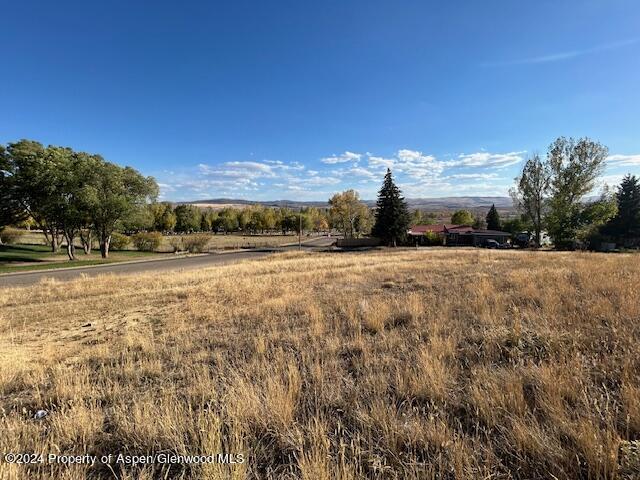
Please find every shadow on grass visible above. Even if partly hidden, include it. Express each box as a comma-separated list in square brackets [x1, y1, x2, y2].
[0, 244, 52, 264]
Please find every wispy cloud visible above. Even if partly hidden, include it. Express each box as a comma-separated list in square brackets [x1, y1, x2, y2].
[446, 151, 526, 169]
[321, 151, 362, 164]
[483, 38, 639, 67]
[607, 154, 640, 166]
[446, 173, 501, 180]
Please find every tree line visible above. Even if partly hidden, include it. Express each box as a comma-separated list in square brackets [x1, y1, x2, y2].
[1, 140, 157, 259]
[3, 136, 637, 254]
[0, 139, 381, 258]
[146, 203, 332, 236]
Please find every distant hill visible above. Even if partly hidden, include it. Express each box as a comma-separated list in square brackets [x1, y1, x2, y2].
[185, 196, 514, 211]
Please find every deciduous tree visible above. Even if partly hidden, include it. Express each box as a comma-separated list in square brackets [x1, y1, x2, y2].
[510, 154, 550, 247]
[174, 204, 202, 233]
[329, 190, 371, 239]
[450, 209, 474, 226]
[546, 137, 608, 248]
[84, 161, 158, 258]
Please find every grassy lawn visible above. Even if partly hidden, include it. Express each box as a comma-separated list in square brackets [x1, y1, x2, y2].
[0, 244, 160, 274]
[16, 230, 304, 252]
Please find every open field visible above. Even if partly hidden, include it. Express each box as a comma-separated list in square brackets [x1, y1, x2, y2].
[1, 250, 639, 479]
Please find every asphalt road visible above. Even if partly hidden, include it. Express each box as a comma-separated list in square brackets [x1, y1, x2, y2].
[0, 236, 338, 288]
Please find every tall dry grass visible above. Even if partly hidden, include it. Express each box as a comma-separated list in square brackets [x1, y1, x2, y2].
[0, 249, 639, 479]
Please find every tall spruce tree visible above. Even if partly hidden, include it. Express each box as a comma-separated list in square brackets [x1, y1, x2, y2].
[372, 169, 409, 247]
[486, 204, 501, 230]
[602, 174, 640, 241]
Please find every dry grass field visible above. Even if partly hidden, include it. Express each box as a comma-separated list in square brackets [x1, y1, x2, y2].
[1, 250, 639, 479]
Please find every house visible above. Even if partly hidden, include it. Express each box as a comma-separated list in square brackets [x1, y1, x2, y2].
[408, 224, 511, 246]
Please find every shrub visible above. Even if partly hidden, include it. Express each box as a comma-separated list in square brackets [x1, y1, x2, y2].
[423, 231, 443, 246]
[131, 232, 163, 252]
[182, 234, 211, 253]
[110, 232, 131, 251]
[0, 227, 25, 245]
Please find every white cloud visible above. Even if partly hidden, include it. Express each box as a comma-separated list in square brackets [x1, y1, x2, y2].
[298, 176, 342, 186]
[448, 151, 525, 169]
[160, 147, 640, 201]
[368, 156, 395, 169]
[321, 151, 362, 164]
[393, 149, 445, 179]
[446, 173, 500, 180]
[607, 154, 640, 166]
[347, 166, 379, 180]
[599, 174, 627, 187]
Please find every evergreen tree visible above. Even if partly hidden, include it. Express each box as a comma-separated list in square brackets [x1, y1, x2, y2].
[602, 174, 640, 241]
[486, 204, 501, 230]
[372, 169, 409, 247]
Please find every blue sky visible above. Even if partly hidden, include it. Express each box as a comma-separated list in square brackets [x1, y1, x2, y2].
[1, 0, 639, 201]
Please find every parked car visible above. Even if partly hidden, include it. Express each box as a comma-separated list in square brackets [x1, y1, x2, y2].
[483, 239, 500, 249]
[498, 242, 512, 249]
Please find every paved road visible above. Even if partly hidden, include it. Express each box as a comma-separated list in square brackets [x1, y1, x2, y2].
[0, 236, 338, 288]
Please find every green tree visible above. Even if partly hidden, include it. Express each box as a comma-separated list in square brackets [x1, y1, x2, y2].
[8, 143, 87, 259]
[576, 189, 617, 244]
[451, 209, 474, 226]
[200, 208, 214, 232]
[410, 209, 423, 225]
[602, 174, 640, 242]
[501, 215, 531, 234]
[473, 214, 486, 230]
[329, 190, 371, 238]
[372, 169, 410, 247]
[510, 154, 550, 247]
[261, 208, 277, 233]
[151, 202, 177, 232]
[119, 201, 154, 233]
[84, 161, 158, 258]
[546, 137, 608, 249]
[292, 212, 312, 234]
[57, 149, 91, 260]
[237, 208, 253, 232]
[174, 204, 202, 233]
[486, 204, 501, 230]
[216, 208, 239, 233]
[0, 145, 27, 235]
[5, 140, 64, 251]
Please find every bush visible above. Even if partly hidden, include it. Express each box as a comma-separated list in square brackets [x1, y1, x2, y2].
[110, 232, 131, 251]
[423, 231, 443, 246]
[182, 234, 210, 253]
[131, 232, 163, 252]
[0, 227, 25, 245]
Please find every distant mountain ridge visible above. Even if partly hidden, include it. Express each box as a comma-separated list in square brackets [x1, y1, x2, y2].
[185, 196, 514, 210]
